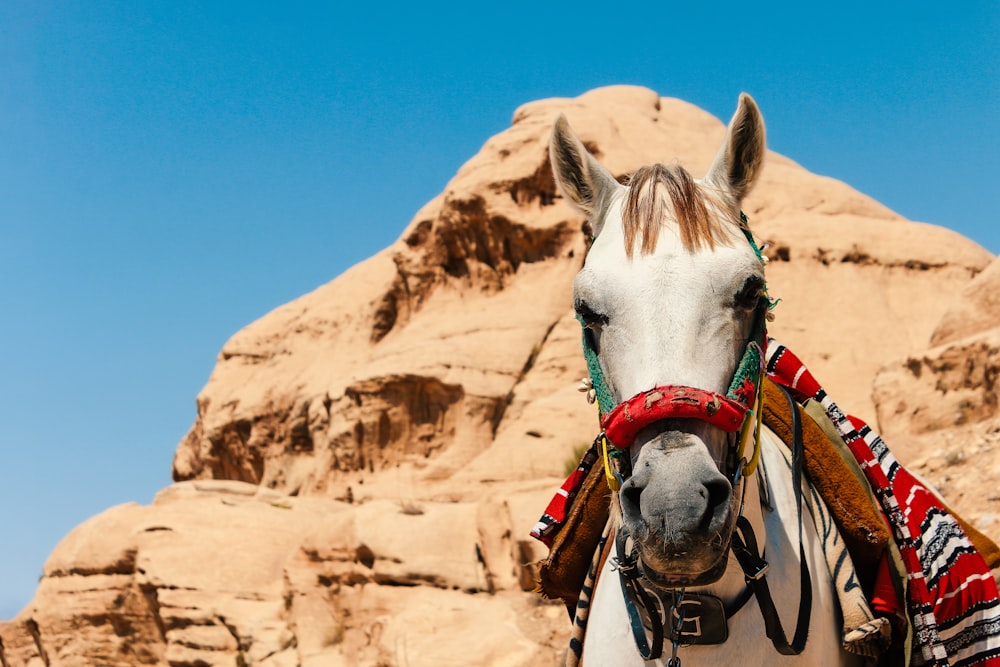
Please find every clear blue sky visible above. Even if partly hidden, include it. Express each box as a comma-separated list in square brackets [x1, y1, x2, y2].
[1, 2, 996, 618]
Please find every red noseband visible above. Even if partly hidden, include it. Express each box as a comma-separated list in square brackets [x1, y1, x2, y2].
[600, 385, 750, 449]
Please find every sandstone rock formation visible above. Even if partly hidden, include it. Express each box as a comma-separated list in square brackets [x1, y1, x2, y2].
[0, 481, 564, 667]
[873, 255, 1000, 534]
[2, 86, 994, 666]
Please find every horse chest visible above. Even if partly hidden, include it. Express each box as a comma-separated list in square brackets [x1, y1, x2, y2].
[583, 563, 850, 666]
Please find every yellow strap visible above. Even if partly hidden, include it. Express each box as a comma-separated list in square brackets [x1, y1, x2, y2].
[742, 387, 765, 477]
[594, 399, 622, 492]
[601, 434, 621, 492]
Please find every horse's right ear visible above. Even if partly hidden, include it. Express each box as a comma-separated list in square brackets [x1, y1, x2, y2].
[549, 115, 619, 237]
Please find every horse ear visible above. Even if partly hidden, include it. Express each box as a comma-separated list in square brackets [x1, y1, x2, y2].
[705, 93, 766, 203]
[549, 114, 619, 236]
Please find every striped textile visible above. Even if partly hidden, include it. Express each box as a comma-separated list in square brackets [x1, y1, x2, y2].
[766, 339, 1000, 666]
[531, 438, 600, 547]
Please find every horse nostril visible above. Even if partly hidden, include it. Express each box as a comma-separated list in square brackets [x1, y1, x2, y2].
[621, 482, 643, 520]
[701, 476, 732, 527]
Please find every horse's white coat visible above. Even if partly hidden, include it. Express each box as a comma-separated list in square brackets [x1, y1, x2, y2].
[551, 96, 862, 665]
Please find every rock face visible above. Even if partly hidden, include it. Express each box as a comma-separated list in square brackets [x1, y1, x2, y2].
[0, 481, 565, 667]
[2, 86, 994, 666]
[873, 255, 1000, 534]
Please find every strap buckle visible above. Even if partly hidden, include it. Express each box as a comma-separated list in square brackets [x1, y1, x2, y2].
[745, 561, 770, 581]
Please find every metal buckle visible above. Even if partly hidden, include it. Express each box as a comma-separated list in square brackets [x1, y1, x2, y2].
[610, 554, 638, 576]
[745, 561, 769, 581]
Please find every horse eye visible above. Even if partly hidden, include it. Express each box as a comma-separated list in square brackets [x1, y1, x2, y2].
[734, 276, 765, 310]
[574, 299, 609, 328]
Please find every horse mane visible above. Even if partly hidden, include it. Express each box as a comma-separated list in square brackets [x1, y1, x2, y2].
[621, 164, 732, 256]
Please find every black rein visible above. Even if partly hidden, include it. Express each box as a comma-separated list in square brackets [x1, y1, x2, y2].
[730, 383, 812, 654]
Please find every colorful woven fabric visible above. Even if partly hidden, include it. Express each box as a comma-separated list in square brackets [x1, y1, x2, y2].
[531, 437, 600, 547]
[766, 339, 1000, 666]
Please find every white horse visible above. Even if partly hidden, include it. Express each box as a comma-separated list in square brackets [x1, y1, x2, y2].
[549, 95, 863, 666]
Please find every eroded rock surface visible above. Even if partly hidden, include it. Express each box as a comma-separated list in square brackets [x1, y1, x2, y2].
[0, 482, 566, 667]
[873, 255, 1000, 535]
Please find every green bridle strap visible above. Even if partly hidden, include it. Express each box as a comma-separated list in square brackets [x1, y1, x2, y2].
[729, 217, 769, 401]
[740, 211, 765, 263]
[579, 316, 615, 417]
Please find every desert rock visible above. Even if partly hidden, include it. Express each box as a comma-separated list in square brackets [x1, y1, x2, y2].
[872, 255, 1000, 535]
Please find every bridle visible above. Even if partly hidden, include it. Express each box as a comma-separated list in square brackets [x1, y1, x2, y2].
[578, 217, 812, 662]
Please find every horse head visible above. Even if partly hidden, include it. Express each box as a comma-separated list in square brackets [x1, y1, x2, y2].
[551, 94, 768, 586]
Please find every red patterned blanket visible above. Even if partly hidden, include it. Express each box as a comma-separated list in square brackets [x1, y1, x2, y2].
[766, 340, 1000, 666]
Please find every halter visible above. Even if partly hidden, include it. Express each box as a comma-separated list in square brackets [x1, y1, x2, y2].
[581, 217, 771, 493]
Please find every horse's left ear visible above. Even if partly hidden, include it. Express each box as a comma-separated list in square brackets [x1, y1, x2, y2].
[705, 93, 766, 203]
[549, 114, 620, 237]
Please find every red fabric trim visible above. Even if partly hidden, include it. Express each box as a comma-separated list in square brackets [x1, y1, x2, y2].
[600, 385, 749, 449]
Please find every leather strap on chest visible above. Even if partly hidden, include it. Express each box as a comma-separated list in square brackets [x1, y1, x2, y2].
[730, 383, 812, 654]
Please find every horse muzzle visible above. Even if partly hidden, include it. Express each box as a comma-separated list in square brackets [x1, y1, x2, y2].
[618, 430, 741, 585]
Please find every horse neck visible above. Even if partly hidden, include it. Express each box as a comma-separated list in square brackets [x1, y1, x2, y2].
[703, 429, 815, 602]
